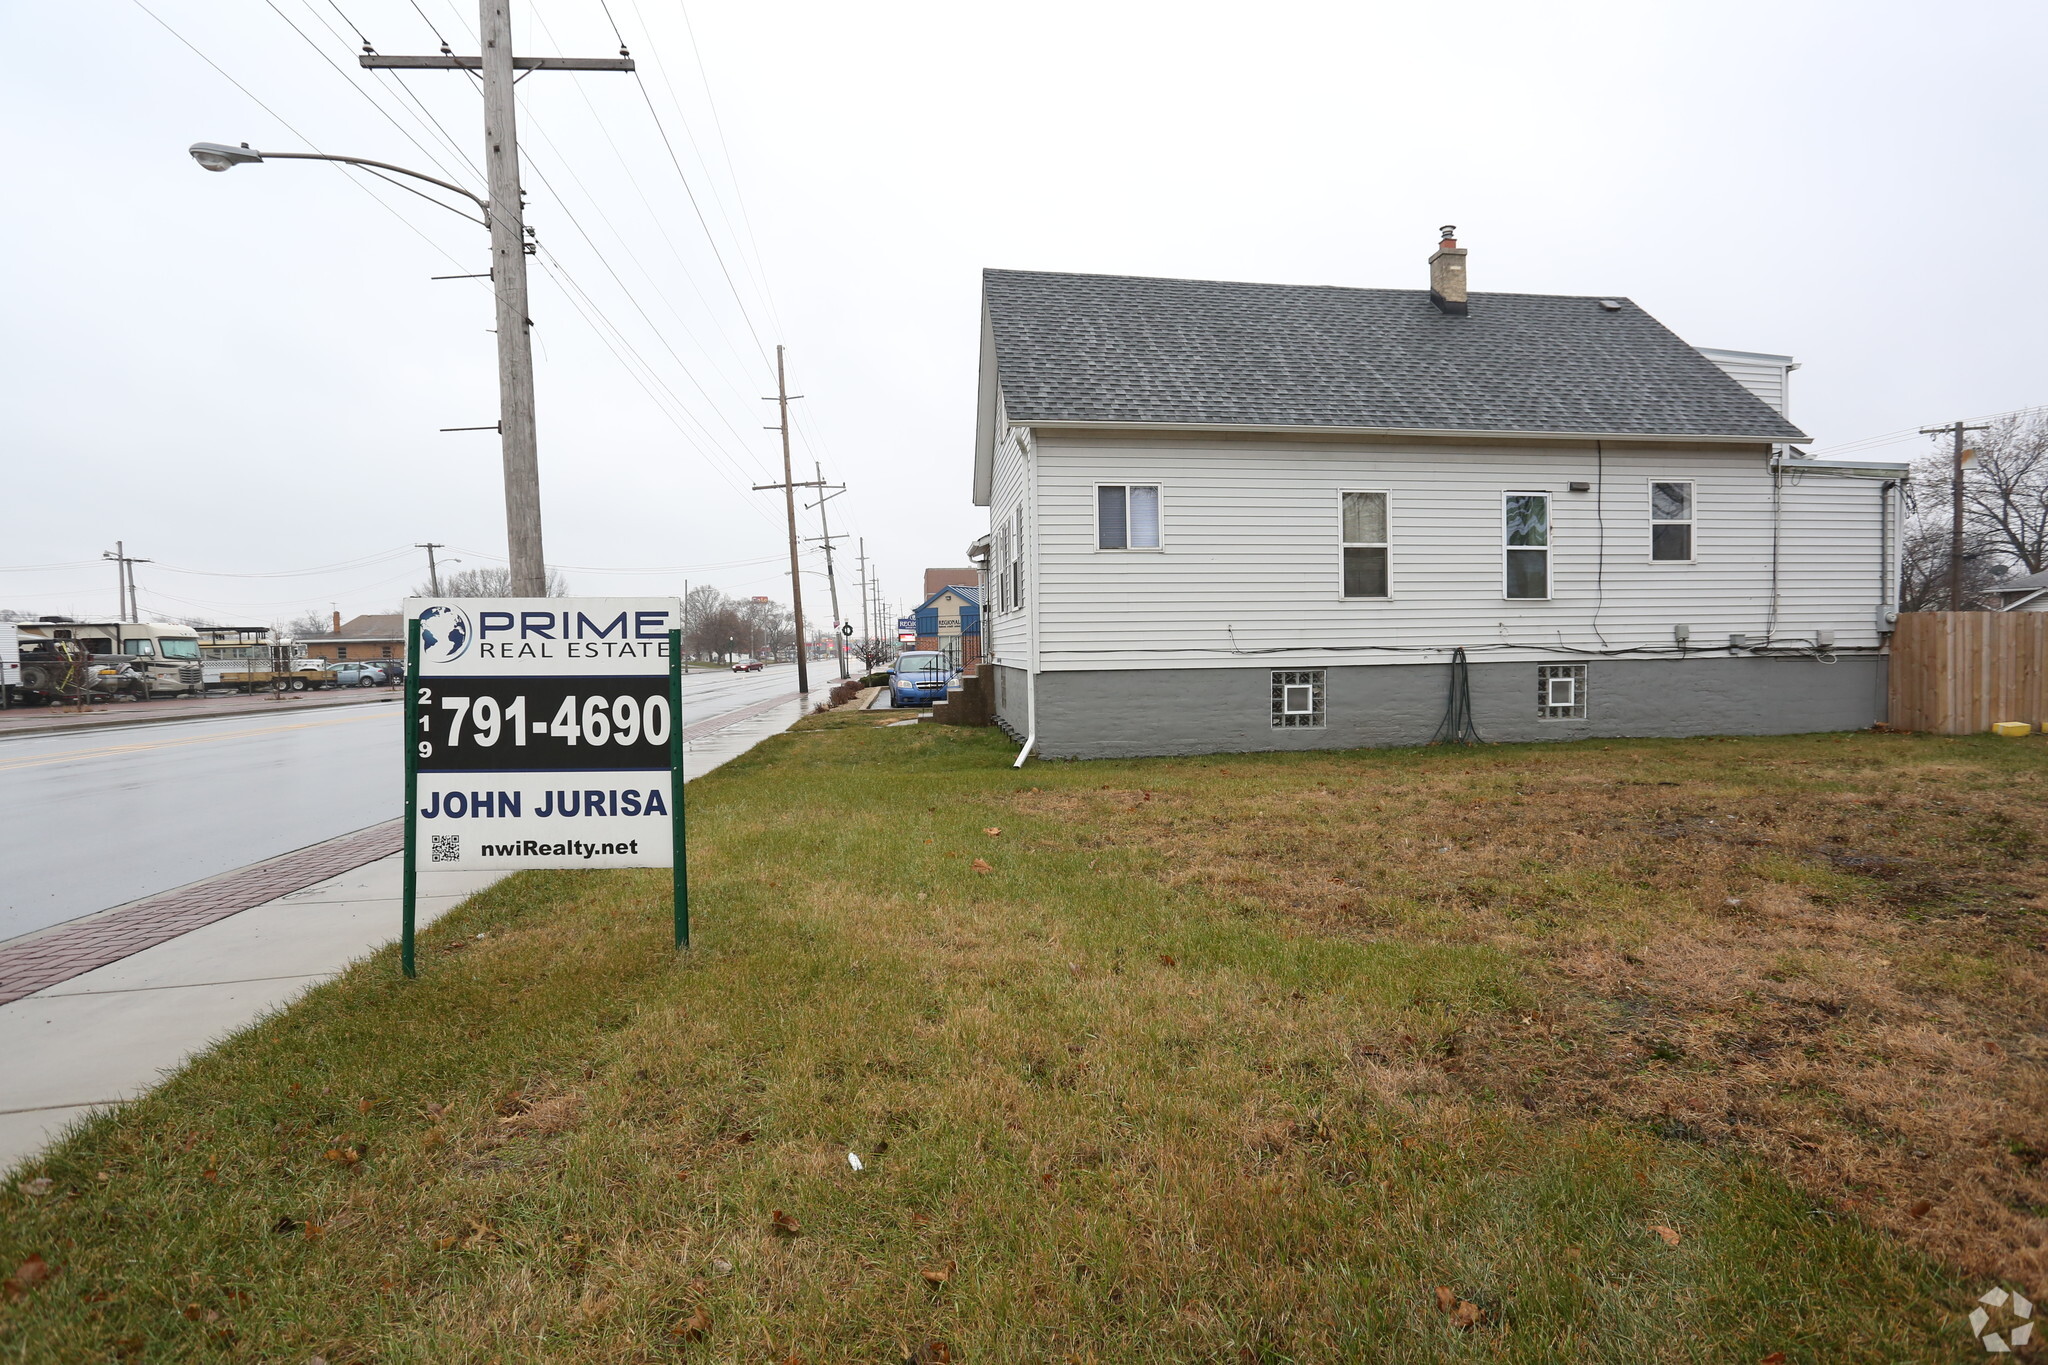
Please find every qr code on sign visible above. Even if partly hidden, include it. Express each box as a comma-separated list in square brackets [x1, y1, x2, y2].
[431, 835, 461, 864]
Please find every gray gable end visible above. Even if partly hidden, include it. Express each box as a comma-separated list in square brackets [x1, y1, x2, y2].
[982, 268, 1808, 444]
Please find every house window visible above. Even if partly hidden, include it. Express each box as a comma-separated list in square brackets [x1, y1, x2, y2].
[1537, 664, 1587, 720]
[1270, 670, 1325, 728]
[1651, 481, 1694, 562]
[1011, 509, 1025, 609]
[1097, 485, 1161, 550]
[381, 645, 394, 658]
[1504, 493, 1550, 599]
[1340, 491, 1389, 598]
[336, 646, 349, 660]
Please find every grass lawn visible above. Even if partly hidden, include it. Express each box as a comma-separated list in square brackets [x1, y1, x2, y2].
[4, 718, 2044, 1362]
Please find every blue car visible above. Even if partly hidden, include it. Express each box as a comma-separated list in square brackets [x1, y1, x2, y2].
[889, 651, 956, 708]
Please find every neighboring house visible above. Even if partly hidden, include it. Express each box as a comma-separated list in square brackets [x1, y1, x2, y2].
[972, 231, 1910, 759]
[1991, 568, 2048, 611]
[301, 613, 405, 663]
[924, 567, 980, 597]
[913, 583, 982, 668]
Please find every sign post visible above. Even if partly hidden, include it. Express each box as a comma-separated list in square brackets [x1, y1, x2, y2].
[401, 617, 421, 977]
[400, 597, 686, 974]
[668, 628, 687, 948]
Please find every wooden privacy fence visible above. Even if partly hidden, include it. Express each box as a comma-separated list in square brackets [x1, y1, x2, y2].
[1889, 611, 2048, 734]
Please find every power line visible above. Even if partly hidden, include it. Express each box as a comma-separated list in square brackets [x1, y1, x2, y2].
[127, 0, 474, 274]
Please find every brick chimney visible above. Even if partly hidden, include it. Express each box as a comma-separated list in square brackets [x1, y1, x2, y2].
[1429, 225, 1468, 316]
[331, 610, 342, 633]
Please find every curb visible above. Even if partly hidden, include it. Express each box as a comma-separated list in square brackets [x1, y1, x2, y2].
[0, 693, 401, 743]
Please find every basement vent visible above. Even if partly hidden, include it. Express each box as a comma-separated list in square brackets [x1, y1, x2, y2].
[1271, 670, 1326, 729]
[1537, 665, 1587, 720]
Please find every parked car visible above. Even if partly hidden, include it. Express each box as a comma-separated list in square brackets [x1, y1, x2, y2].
[331, 662, 393, 688]
[731, 660, 764, 673]
[888, 651, 956, 708]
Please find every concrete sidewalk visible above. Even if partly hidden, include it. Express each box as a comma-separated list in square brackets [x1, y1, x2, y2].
[0, 690, 810, 1173]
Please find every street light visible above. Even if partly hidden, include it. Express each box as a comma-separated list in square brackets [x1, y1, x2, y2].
[186, 140, 545, 596]
[186, 143, 488, 218]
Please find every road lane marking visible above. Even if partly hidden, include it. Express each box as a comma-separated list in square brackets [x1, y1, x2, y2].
[0, 711, 393, 773]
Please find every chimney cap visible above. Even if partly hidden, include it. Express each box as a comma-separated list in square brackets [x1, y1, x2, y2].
[1438, 224, 1456, 240]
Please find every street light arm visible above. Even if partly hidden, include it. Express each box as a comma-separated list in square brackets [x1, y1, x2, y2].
[255, 151, 489, 216]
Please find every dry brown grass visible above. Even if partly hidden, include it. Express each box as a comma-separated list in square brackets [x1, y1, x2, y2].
[1011, 733, 2048, 1290]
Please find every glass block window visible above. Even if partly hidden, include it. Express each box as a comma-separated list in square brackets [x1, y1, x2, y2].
[1537, 664, 1587, 720]
[1341, 491, 1389, 598]
[1271, 670, 1326, 728]
[1651, 481, 1694, 562]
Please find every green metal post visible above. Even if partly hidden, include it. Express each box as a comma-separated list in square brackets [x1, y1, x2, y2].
[401, 617, 421, 978]
[668, 627, 688, 949]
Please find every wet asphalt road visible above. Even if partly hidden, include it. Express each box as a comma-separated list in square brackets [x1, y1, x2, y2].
[0, 664, 803, 941]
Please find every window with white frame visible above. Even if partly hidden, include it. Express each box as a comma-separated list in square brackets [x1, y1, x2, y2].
[1504, 492, 1550, 599]
[1010, 509, 1025, 610]
[1097, 484, 1161, 550]
[1537, 664, 1587, 720]
[1340, 491, 1389, 598]
[1270, 670, 1326, 728]
[1651, 481, 1694, 562]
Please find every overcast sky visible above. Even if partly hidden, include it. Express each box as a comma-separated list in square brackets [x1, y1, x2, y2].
[3, 0, 2043, 630]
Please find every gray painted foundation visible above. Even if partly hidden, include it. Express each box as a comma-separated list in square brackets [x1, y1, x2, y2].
[988, 656, 1887, 760]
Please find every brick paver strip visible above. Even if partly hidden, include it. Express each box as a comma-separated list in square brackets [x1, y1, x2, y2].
[0, 822, 403, 1006]
[0, 689, 805, 1006]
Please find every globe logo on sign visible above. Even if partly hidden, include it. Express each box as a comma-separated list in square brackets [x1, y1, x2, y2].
[417, 604, 472, 664]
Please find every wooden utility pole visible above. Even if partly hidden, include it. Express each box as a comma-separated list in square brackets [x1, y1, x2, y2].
[361, 5, 633, 597]
[1922, 420, 1990, 610]
[103, 543, 151, 622]
[803, 463, 851, 680]
[752, 346, 817, 693]
[416, 542, 447, 596]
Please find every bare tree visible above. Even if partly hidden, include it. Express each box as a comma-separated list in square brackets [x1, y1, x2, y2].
[849, 635, 898, 669]
[1959, 413, 2048, 573]
[1898, 520, 2009, 612]
[415, 565, 569, 597]
[284, 609, 333, 639]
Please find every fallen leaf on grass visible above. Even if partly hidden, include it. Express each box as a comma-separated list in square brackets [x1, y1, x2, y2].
[969, 859, 993, 874]
[303, 1222, 326, 1242]
[181, 1304, 220, 1323]
[1907, 1199, 1932, 1219]
[17, 1177, 52, 1197]
[1649, 1224, 1682, 1247]
[201, 1169, 219, 1183]
[356, 1098, 375, 1114]
[1432, 1285, 1481, 1328]
[1158, 954, 1176, 967]
[710, 1257, 733, 1276]
[920, 1260, 956, 1286]
[984, 827, 1003, 836]
[1760, 1353, 1787, 1364]
[903, 1342, 952, 1364]
[420, 1128, 446, 1152]
[4, 1255, 56, 1299]
[770, 1209, 801, 1236]
[671, 1305, 711, 1342]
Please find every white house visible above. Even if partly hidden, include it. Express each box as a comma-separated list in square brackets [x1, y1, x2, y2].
[970, 231, 1910, 760]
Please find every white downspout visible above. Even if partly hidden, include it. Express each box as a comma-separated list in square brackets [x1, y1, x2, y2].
[1013, 427, 1038, 767]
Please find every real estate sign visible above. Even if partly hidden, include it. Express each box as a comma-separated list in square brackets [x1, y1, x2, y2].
[399, 596, 688, 972]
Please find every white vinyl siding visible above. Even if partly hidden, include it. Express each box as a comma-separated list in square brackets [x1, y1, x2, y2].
[982, 406, 1032, 665]
[1696, 348, 1795, 418]
[1023, 433, 1891, 670]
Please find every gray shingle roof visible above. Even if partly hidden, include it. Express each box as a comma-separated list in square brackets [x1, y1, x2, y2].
[983, 268, 1808, 443]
